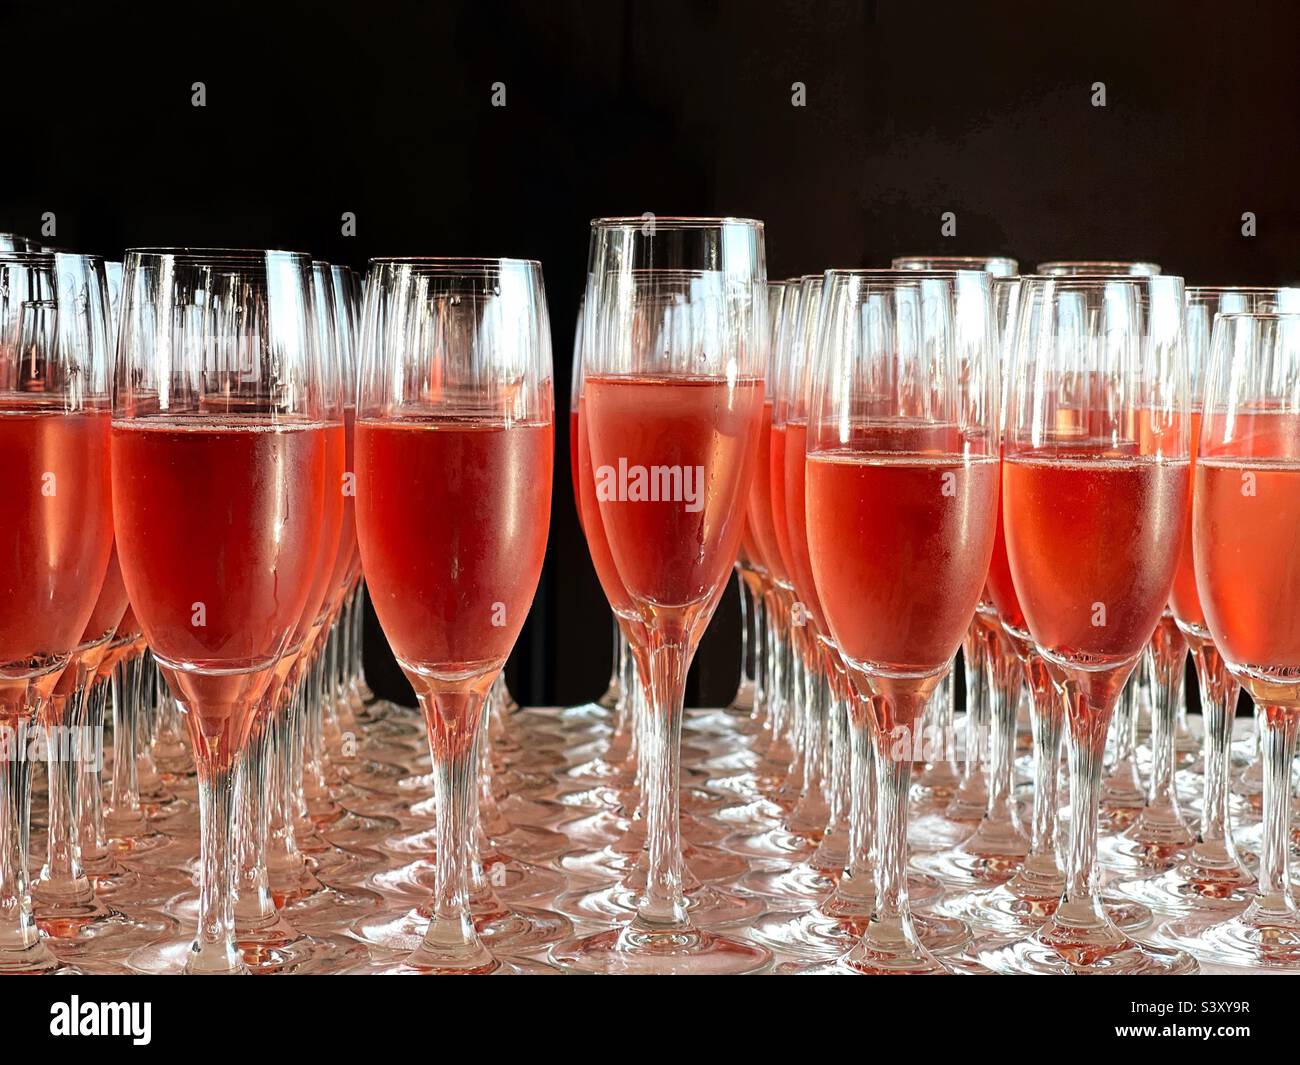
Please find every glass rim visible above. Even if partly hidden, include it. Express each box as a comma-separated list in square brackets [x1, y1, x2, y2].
[823, 267, 993, 282]
[368, 255, 542, 271]
[124, 247, 312, 265]
[1187, 284, 1300, 297]
[1035, 259, 1163, 270]
[0, 250, 101, 266]
[589, 215, 764, 230]
[892, 254, 1018, 268]
[1215, 310, 1300, 321]
[1018, 272, 1184, 287]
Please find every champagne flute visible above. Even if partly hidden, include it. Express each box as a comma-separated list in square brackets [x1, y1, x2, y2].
[802, 268, 999, 973]
[115, 249, 332, 975]
[1112, 287, 1300, 914]
[351, 257, 556, 974]
[0, 251, 116, 974]
[980, 273, 1197, 974]
[1158, 310, 1300, 968]
[549, 217, 771, 975]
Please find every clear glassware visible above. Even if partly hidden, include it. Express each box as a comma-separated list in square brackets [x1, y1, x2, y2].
[1114, 286, 1300, 915]
[351, 257, 557, 974]
[979, 273, 1197, 975]
[1157, 310, 1300, 969]
[800, 268, 1000, 973]
[549, 217, 772, 975]
[114, 248, 332, 975]
[0, 251, 117, 974]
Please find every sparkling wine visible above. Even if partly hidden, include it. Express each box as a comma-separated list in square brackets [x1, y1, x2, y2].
[1168, 410, 1204, 631]
[0, 404, 114, 683]
[779, 420, 826, 631]
[575, 398, 636, 619]
[112, 418, 330, 718]
[582, 374, 763, 623]
[806, 448, 998, 680]
[355, 415, 553, 684]
[1003, 454, 1187, 673]
[1195, 456, 1300, 683]
[747, 402, 791, 584]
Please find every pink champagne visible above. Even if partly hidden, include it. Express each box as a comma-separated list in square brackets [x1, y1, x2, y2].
[0, 403, 113, 690]
[1003, 454, 1187, 681]
[355, 416, 552, 690]
[112, 419, 329, 743]
[806, 447, 997, 719]
[583, 374, 763, 629]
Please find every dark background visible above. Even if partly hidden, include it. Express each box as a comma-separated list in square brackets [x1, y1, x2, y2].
[4, 0, 1298, 708]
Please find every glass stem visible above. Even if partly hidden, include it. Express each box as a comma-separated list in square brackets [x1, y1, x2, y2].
[984, 637, 1024, 830]
[1142, 617, 1189, 825]
[0, 713, 54, 972]
[76, 680, 110, 867]
[1057, 680, 1116, 928]
[416, 687, 493, 969]
[234, 710, 277, 927]
[1189, 638, 1241, 863]
[635, 628, 689, 929]
[188, 744, 245, 974]
[1252, 706, 1300, 918]
[37, 691, 93, 903]
[1024, 653, 1064, 876]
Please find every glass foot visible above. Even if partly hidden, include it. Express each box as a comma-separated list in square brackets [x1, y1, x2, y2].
[1110, 858, 1257, 916]
[553, 880, 764, 928]
[979, 914, 1198, 974]
[350, 902, 571, 955]
[749, 903, 969, 961]
[1158, 902, 1300, 970]
[549, 922, 772, 975]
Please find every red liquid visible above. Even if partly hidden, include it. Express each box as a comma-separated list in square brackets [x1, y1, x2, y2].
[1168, 410, 1204, 631]
[984, 470, 1026, 635]
[583, 375, 763, 622]
[287, 423, 346, 656]
[325, 408, 359, 612]
[747, 402, 790, 584]
[1195, 457, 1300, 682]
[576, 398, 636, 619]
[0, 405, 114, 685]
[80, 547, 129, 648]
[1003, 455, 1187, 674]
[355, 416, 553, 686]
[112, 419, 329, 722]
[806, 450, 998, 681]
[768, 423, 799, 585]
[780, 421, 827, 632]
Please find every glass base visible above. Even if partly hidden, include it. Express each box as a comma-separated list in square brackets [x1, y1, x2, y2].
[1110, 855, 1257, 916]
[553, 880, 764, 928]
[738, 861, 837, 902]
[910, 825, 1028, 888]
[125, 921, 369, 974]
[749, 901, 970, 962]
[1097, 816, 1196, 873]
[908, 810, 978, 851]
[0, 935, 64, 975]
[979, 913, 1198, 974]
[1158, 901, 1300, 969]
[384, 822, 569, 865]
[370, 856, 566, 905]
[33, 894, 176, 959]
[350, 903, 571, 955]
[939, 877, 1152, 936]
[560, 841, 747, 884]
[722, 826, 817, 862]
[548, 921, 772, 975]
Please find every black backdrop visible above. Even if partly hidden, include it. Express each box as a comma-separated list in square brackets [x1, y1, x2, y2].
[5, 0, 1298, 708]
